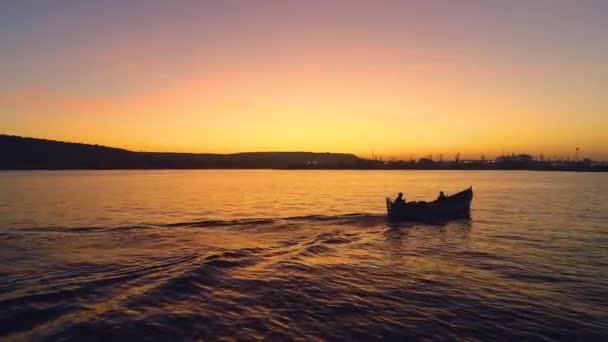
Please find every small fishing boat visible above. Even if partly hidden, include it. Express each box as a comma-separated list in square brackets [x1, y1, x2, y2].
[386, 187, 473, 221]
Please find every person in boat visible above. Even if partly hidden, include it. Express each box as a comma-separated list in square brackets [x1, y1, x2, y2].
[437, 191, 447, 201]
[394, 192, 406, 205]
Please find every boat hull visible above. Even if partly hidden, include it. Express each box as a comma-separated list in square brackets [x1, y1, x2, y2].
[386, 187, 473, 221]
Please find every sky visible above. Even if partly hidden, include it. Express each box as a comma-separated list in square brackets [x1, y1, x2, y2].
[1, 0, 606, 160]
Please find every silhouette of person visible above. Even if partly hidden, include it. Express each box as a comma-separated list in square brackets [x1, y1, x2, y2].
[395, 192, 406, 204]
[438, 191, 447, 201]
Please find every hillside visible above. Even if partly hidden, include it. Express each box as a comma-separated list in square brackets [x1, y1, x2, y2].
[0, 135, 361, 170]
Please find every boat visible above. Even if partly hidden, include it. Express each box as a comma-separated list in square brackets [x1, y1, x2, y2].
[386, 187, 473, 221]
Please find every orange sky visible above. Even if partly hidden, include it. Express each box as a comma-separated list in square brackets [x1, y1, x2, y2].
[1, 1, 606, 159]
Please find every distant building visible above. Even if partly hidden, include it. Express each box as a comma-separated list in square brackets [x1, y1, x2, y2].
[418, 158, 434, 165]
[495, 154, 534, 163]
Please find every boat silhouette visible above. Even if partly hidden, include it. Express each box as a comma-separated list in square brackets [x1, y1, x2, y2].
[386, 187, 473, 221]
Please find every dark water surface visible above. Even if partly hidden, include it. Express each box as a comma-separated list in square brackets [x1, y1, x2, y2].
[1, 170, 607, 341]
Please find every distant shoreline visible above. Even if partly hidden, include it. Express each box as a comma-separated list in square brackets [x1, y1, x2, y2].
[1, 134, 607, 172]
[1, 168, 606, 173]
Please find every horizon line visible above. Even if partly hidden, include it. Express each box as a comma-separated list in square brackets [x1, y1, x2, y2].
[1, 133, 603, 162]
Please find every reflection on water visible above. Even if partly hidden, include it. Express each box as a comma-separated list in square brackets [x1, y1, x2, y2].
[0, 170, 607, 340]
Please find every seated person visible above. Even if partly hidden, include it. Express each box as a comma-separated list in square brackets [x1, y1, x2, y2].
[394, 192, 406, 204]
[437, 191, 447, 201]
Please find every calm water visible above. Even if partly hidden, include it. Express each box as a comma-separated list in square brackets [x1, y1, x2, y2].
[1, 170, 607, 341]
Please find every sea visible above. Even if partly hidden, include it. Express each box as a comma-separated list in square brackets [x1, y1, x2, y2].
[0, 170, 606, 341]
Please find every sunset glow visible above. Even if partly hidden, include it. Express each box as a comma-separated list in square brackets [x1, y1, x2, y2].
[1, 1, 606, 159]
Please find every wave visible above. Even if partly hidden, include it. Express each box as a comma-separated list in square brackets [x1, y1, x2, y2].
[161, 213, 384, 228]
[6, 213, 388, 234]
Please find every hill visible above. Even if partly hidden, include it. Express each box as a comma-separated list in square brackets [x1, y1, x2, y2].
[0, 135, 361, 170]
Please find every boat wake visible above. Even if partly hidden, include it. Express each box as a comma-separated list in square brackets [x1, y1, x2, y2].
[9, 213, 390, 234]
[0, 213, 484, 340]
[1, 209, 604, 341]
